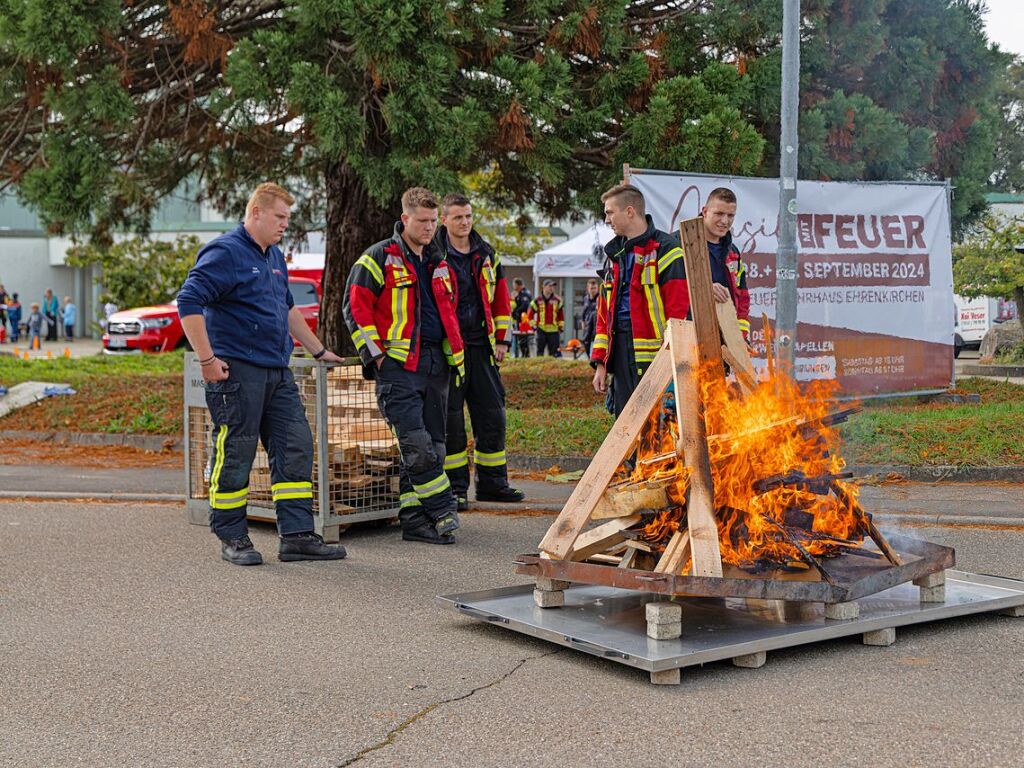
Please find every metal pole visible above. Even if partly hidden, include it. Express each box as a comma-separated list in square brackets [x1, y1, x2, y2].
[775, 0, 800, 376]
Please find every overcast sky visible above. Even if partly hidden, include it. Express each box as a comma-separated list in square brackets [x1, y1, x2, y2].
[983, 0, 1024, 57]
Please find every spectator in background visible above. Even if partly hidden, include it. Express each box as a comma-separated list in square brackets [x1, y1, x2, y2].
[6, 293, 21, 342]
[0, 284, 8, 342]
[101, 301, 118, 331]
[509, 277, 532, 358]
[528, 280, 564, 357]
[62, 296, 77, 342]
[42, 288, 59, 342]
[580, 278, 599, 354]
[26, 302, 43, 349]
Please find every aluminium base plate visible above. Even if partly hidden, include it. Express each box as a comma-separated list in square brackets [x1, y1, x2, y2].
[438, 570, 1024, 682]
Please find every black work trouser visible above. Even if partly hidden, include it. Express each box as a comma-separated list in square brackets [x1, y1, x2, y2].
[205, 359, 315, 540]
[45, 311, 58, 341]
[374, 345, 454, 530]
[610, 326, 641, 418]
[444, 344, 509, 497]
[536, 329, 560, 356]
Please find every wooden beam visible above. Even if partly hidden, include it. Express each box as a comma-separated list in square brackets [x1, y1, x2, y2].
[668, 319, 724, 578]
[830, 480, 903, 567]
[678, 217, 725, 374]
[570, 515, 643, 561]
[721, 346, 758, 396]
[716, 302, 757, 395]
[654, 529, 692, 575]
[538, 346, 674, 559]
[591, 477, 674, 520]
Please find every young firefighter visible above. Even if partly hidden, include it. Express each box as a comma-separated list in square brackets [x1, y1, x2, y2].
[177, 182, 348, 566]
[590, 184, 750, 417]
[510, 278, 532, 357]
[435, 193, 524, 510]
[343, 188, 464, 545]
[701, 187, 751, 339]
[528, 280, 564, 356]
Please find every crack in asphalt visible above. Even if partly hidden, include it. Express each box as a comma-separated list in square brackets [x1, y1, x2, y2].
[335, 648, 562, 767]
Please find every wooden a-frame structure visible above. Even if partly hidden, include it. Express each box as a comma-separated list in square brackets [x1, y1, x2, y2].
[537, 217, 758, 577]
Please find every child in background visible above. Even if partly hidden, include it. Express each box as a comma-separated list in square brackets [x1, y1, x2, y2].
[6, 293, 21, 342]
[26, 302, 43, 349]
[62, 296, 77, 341]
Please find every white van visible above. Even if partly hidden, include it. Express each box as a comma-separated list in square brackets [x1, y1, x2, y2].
[954, 295, 1019, 356]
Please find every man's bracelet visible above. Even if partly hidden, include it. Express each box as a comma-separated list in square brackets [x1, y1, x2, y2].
[198, 355, 215, 365]
[312, 347, 327, 360]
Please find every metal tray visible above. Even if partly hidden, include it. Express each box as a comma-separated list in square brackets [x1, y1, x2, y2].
[439, 570, 1024, 676]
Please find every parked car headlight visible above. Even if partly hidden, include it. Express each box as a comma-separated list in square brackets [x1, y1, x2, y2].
[139, 317, 173, 329]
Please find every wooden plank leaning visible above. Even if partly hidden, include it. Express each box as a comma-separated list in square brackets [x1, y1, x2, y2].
[537, 345, 675, 559]
[716, 302, 758, 395]
[678, 217, 725, 375]
[570, 514, 644, 561]
[669, 319, 724, 578]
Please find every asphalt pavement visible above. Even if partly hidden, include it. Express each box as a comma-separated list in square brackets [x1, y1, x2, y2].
[2, 490, 1024, 767]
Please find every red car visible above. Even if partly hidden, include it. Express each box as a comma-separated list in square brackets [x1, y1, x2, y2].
[103, 276, 322, 354]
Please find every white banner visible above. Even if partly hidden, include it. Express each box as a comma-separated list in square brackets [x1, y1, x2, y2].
[628, 170, 954, 395]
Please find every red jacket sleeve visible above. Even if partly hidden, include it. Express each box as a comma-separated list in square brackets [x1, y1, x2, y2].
[727, 246, 750, 338]
[491, 254, 512, 345]
[342, 251, 386, 365]
[590, 280, 611, 367]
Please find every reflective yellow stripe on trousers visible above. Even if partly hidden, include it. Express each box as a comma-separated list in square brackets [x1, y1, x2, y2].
[473, 449, 506, 467]
[271, 480, 313, 502]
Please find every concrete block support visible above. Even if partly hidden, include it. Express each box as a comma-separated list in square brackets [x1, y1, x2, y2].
[533, 588, 564, 608]
[999, 605, 1024, 617]
[862, 627, 896, 646]
[650, 668, 681, 685]
[918, 585, 946, 603]
[536, 577, 571, 592]
[825, 601, 860, 620]
[646, 601, 682, 640]
[732, 651, 767, 669]
[914, 571, 946, 602]
[913, 571, 946, 588]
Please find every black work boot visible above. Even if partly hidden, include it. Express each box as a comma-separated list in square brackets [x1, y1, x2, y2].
[220, 535, 263, 566]
[455, 495, 469, 512]
[402, 522, 455, 545]
[278, 532, 347, 562]
[475, 486, 526, 503]
[435, 505, 460, 536]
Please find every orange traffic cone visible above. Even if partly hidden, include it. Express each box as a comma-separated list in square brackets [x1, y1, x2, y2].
[32, 336, 39, 350]
[63, 347, 71, 359]
[46, 350, 53, 359]
[23, 351, 30, 360]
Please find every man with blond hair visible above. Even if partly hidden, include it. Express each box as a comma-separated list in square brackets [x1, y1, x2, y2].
[178, 182, 347, 566]
[590, 184, 686, 416]
[344, 187, 464, 545]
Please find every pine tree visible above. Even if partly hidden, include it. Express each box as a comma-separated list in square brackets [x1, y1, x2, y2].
[0, 1, 764, 351]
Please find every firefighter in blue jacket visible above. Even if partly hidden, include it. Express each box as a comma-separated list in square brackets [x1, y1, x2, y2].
[177, 182, 348, 566]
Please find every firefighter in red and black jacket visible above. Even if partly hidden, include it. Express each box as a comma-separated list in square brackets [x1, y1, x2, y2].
[591, 184, 750, 417]
[528, 281, 565, 356]
[343, 188, 464, 545]
[434, 193, 525, 510]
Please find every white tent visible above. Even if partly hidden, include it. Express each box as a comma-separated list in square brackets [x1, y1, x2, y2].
[533, 222, 613, 278]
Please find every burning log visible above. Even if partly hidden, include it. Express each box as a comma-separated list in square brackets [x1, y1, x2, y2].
[830, 480, 903, 567]
[654, 530, 692, 575]
[761, 516, 838, 586]
[752, 469, 855, 496]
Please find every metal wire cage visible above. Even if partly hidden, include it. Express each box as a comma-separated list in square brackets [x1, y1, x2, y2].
[184, 353, 400, 541]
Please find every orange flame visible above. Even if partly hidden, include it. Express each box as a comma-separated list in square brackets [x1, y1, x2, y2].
[627, 362, 864, 573]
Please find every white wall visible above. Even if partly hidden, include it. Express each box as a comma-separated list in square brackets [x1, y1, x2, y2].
[0, 237, 85, 337]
